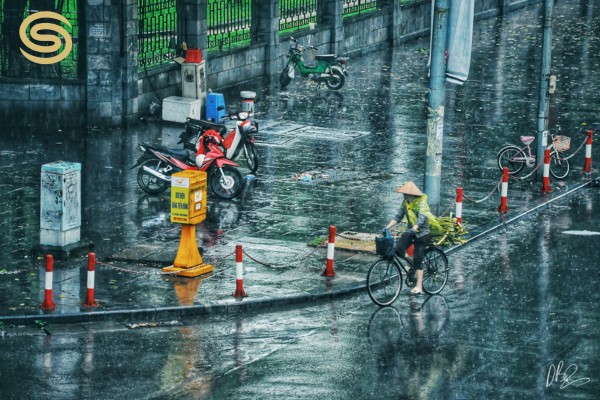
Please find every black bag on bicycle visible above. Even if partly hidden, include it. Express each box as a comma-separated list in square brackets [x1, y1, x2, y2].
[375, 236, 396, 258]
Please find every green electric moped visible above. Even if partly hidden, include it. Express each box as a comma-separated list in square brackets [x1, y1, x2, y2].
[280, 37, 349, 90]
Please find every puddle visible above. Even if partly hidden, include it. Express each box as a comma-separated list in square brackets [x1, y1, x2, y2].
[561, 230, 600, 236]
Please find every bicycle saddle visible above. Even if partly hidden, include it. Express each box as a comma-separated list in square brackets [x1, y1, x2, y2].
[520, 136, 535, 145]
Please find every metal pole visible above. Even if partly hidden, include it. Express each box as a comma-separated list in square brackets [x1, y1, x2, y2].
[424, 0, 449, 210]
[536, 0, 554, 179]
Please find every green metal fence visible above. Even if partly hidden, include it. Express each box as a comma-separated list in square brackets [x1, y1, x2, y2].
[279, 0, 317, 34]
[207, 0, 251, 53]
[138, 0, 179, 70]
[342, 0, 379, 17]
[0, 0, 80, 80]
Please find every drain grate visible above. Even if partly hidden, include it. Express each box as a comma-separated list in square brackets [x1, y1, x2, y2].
[255, 120, 367, 147]
[295, 168, 372, 184]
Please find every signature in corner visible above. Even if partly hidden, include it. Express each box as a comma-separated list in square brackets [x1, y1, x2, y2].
[546, 361, 591, 390]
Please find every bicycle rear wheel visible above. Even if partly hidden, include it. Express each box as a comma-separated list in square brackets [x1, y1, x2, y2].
[367, 258, 403, 307]
[549, 151, 570, 179]
[497, 146, 526, 175]
[421, 248, 449, 295]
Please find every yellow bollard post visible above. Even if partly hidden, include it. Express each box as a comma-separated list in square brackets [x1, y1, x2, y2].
[162, 170, 214, 278]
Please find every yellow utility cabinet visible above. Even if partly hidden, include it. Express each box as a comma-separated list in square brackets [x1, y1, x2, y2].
[170, 170, 207, 224]
[163, 170, 214, 278]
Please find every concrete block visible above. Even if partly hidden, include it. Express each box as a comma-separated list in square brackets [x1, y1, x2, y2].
[99, 70, 111, 86]
[88, 85, 112, 102]
[61, 85, 85, 101]
[30, 85, 61, 101]
[97, 101, 112, 117]
[0, 84, 29, 101]
[162, 96, 202, 123]
[88, 55, 111, 71]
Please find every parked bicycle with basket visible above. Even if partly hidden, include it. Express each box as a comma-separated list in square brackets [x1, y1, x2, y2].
[497, 131, 571, 179]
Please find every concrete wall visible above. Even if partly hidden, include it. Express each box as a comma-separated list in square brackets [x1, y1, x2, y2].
[0, 0, 543, 128]
[0, 82, 86, 128]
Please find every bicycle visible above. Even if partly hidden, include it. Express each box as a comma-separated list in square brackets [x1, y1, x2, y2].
[497, 131, 571, 179]
[367, 235, 449, 307]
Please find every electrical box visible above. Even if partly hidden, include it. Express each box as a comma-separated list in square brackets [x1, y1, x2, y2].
[40, 161, 81, 247]
[162, 96, 202, 123]
[170, 170, 208, 225]
[181, 61, 207, 102]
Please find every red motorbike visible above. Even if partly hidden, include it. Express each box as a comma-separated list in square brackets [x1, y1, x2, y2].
[180, 110, 259, 174]
[133, 130, 245, 199]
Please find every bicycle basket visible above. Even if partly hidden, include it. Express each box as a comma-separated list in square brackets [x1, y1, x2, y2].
[375, 236, 396, 257]
[553, 135, 571, 152]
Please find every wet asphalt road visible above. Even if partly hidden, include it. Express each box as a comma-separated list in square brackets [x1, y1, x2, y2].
[0, 189, 598, 399]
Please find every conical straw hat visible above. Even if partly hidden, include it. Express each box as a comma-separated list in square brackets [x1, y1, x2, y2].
[395, 181, 423, 196]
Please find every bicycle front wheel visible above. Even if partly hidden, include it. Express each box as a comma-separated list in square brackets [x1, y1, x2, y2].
[367, 258, 403, 307]
[422, 248, 449, 295]
[550, 151, 570, 179]
[497, 146, 526, 175]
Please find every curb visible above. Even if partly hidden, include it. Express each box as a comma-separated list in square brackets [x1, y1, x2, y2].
[0, 282, 366, 326]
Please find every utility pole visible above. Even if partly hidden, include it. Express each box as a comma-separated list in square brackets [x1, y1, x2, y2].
[424, 0, 449, 210]
[536, 0, 554, 178]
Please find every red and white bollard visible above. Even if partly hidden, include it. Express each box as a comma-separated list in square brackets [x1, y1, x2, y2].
[83, 252, 98, 307]
[498, 167, 509, 213]
[455, 187, 463, 225]
[583, 129, 593, 173]
[40, 254, 55, 310]
[542, 149, 552, 193]
[233, 244, 247, 298]
[321, 226, 336, 277]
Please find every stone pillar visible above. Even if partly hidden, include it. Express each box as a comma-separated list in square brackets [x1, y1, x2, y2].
[86, 0, 115, 125]
[381, 0, 403, 46]
[86, 0, 137, 126]
[122, 0, 139, 122]
[251, 0, 280, 77]
[40, 162, 81, 247]
[185, 0, 208, 52]
[317, 0, 344, 54]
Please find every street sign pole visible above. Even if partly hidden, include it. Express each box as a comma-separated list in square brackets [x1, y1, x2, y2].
[536, 0, 554, 179]
[424, 0, 449, 211]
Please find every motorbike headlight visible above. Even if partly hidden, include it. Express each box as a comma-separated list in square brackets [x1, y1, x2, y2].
[238, 112, 248, 120]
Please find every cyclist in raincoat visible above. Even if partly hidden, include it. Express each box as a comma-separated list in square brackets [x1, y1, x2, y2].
[383, 181, 442, 294]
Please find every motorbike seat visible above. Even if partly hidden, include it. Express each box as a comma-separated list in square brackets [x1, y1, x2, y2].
[156, 144, 190, 160]
[315, 54, 337, 62]
[186, 117, 228, 135]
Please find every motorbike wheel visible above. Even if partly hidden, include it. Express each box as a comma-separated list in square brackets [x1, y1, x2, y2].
[210, 165, 244, 199]
[244, 143, 259, 174]
[137, 159, 170, 195]
[325, 68, 345, 90]
[280, 66, 292, 89]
